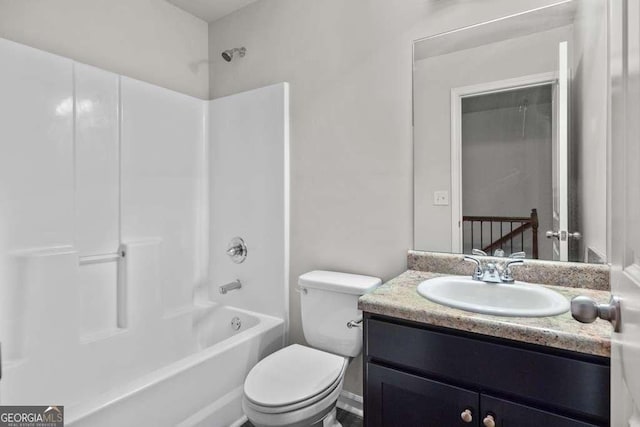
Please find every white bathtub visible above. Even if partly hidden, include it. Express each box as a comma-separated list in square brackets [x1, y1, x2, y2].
[66, 305, 285, 427]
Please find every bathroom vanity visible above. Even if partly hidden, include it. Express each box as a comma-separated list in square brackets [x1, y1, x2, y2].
[359, 262, 612, 427]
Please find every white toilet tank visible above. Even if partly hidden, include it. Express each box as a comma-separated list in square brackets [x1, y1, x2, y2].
[299, 271, 381, 357]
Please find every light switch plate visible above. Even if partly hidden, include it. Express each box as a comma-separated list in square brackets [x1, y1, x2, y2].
[433, 190, 449, 206]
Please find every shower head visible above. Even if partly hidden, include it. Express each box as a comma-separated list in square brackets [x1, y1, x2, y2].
[221, 47, 246, 62]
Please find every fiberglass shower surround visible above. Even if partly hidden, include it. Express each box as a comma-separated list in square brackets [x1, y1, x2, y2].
[0, 36, 289, 427]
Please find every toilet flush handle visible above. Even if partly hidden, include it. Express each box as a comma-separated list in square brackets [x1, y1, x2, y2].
[347, 318, 363, 329]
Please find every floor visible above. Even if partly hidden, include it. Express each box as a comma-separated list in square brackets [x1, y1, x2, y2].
[242, 408, 363, 427]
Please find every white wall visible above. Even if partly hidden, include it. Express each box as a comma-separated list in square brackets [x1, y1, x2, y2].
[208, 83, 289, 322]
[572, 0, 608, 262]
[414, 26, 572, 253]
[0, 0, 209, 99]
[208, 0, 566, 395]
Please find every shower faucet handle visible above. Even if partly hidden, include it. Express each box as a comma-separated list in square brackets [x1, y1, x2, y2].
[226, 237, 247, 263]
[226, 246, 243, 256]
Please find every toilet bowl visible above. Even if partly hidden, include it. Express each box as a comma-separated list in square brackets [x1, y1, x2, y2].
[242, 344, 347, 427]
[242, 271, 381, 427]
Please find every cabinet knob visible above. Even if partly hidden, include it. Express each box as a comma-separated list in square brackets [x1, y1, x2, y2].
[460, 409, 473, 423]
[483, 414, 496, 427]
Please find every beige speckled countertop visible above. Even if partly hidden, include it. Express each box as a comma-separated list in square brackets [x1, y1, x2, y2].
[358, 270, 612, 357]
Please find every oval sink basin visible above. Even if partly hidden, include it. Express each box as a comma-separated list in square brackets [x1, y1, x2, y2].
[417, 276, 570, 317]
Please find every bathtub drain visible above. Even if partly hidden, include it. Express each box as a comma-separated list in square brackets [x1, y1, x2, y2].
[231, 316, 242, 331]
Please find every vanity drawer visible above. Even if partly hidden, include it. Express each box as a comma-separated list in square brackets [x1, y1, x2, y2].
[365, 317, 610, 423]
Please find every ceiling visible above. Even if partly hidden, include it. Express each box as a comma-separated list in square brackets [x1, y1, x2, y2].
[167, 0, 259, 23]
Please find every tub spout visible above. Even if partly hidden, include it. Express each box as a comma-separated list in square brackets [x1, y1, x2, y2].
[219, 279, 242, 294]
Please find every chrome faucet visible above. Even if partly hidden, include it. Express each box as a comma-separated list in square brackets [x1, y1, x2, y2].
[464, 249, 525, 284]
[219, 279, 242, 294]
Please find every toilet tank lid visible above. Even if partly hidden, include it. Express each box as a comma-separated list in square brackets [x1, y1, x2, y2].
[298, 271, 382, 295]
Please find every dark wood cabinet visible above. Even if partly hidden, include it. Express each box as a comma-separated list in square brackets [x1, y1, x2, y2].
[363, 314, 610, 427]
[367, 363, 479, 427]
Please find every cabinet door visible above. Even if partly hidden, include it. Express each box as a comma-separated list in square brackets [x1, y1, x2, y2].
[365, 363, 479, 427]
[480, 395, 601, 427]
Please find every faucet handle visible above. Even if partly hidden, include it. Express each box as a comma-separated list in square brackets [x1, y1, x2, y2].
[226, 237, 247, 264]
[509, 251, 526, 259]
[464, 255, 483, 280]
[501, 259, 524, 283]
[472, 248, 488, 256]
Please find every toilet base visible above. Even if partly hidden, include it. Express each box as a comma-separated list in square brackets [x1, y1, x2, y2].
[243, 402, 342, 427]
[319, 408, 342, 427]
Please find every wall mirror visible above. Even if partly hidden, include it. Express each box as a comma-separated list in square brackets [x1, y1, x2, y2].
[413, 0, 608, 264]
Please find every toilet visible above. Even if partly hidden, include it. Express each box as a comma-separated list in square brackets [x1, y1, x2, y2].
[242, 270, 381, 427]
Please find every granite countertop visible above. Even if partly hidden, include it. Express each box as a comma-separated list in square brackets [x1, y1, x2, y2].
[358, 270, 612, 357]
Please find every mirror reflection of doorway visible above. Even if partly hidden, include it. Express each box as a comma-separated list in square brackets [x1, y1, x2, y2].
[461, 84, 554, 260]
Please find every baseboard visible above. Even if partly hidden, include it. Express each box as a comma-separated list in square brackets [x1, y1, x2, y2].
[337, 390, 363, 418]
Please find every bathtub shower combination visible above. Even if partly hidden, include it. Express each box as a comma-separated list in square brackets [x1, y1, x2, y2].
[69, 306, 284, 427]
[0, 37, 289, 427]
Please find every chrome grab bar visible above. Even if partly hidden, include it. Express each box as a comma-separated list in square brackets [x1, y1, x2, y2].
[79, 249, 126, 265]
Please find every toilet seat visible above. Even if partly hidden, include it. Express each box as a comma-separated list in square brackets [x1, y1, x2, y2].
[243, 370, 343, 415]
[244, 344, 347, 413]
